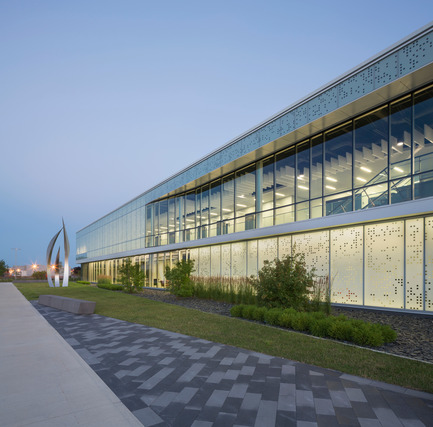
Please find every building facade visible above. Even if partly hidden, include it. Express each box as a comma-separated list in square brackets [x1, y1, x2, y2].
[77, 23, 433, 313]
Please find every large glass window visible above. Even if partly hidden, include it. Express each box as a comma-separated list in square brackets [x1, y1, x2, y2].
[324, 122, 353, 195]
[296, 141, 310, 202]
[275, 147, 295, 208]
[159, 199, 168, 245]
[200, 185, 209, 239]
[354, 106, 388, 187]
[257, 157, 274, 228]
[311, 134, 323, 199]
[209, 180, 221, 236]
[184, 192, 196, 241]
[414, 86, 433, 174]
[390, 96, 412, 179]
[235, 164, 256, 231]
[222, 174, 235, 234]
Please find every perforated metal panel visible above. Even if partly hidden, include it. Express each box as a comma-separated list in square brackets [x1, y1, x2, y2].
[231, 242, 247, 277]
[399, 33, 433, 76]
[210, 245, 221, 277]
[258, 238, 278, 269]
[425, 216, 433, 311]
[247, 240, 258, 277]
[330, 227, 363, 305]
[365, 221, 404, 308]
[405, 218, 424, 310]
[293, 231, 329, 277]
[199, 247, 211, 277]
[278, 235, 292, 259]
[221, 244, 231, 278]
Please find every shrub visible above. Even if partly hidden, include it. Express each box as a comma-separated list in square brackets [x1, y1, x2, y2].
[310, 317, 333, 337]
[264, 308, 284, 326]
[165, 259, 195, 297]
[230, 305, 245, 317]
[118, 258, 145, 293]
[279, 308, 297, 328]
[291, 312, 311, 332]
[329, 320, 354, 342]
[97, 275, 112, 286]
[32, 271, 47, 280]
[380, 324, 398, 343]
[251, 306, 267, 322]
[97, 283, 123, 291]
[242, 305, 257, 320]
[251, 252, 315, 310]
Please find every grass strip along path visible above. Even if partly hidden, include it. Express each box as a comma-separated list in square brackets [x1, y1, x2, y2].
[14, 281, 433, 394]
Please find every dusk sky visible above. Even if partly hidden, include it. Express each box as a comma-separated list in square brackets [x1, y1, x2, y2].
[1, 1, 432, 269]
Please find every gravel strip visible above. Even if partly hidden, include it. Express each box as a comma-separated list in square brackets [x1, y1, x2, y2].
[137, 288, 433, 363]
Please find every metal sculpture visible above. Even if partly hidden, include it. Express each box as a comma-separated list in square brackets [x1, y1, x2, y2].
[46, 219, 70, 287]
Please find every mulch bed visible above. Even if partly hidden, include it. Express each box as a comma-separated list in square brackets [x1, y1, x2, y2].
[136, 288, 433, 364]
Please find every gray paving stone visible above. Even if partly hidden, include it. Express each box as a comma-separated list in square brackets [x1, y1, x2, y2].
[32, 303, 433, 427]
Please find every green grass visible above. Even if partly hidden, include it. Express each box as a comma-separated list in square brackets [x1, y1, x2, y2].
[15, 281, 433, 394]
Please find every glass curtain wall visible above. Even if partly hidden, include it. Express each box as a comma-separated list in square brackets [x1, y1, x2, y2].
[145, 84, 433, 248]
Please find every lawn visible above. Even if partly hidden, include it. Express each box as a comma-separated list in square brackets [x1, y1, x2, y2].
[14, 281, 433, 394]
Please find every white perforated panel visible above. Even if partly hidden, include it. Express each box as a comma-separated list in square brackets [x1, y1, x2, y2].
[405, 219, 424, 310]
[330, 227, 363, 305]
[293, 231, 329, 277]
[199, 247, 211, 277]
[278, 235, 292, 259]
[247, 240, 258, 277]
[189, 248, 198, 277]
[258, 238, 278, 269]
[210, 245, 221, 278]
[425, 216, 433, 311]
[365, 221, 404, 308]
[231, 242, 247, 277]
[221, 244, 231, 278]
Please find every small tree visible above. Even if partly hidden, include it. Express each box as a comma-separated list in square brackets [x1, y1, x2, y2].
[118, 258, 145, 293]
[251, 253, 315, 311]
[0, 259, 8, 277]
[165, 259, 195, 297]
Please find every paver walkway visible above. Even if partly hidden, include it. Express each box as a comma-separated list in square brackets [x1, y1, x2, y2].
[33, 302, 433, 427]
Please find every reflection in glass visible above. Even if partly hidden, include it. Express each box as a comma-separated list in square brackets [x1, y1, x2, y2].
[354, 107, 388, 187]
[390, 177, 412, 204]
[222, 175, 235, 234]
[200, 185, 209, 239]
[258, 157, 274, 228]
[311, 135, 323, 199]
[296, 141, 310, 202]
[390, 96, 412, 179]
[275, 204, 294, 225]
[235, 164, 256, 231]
[275, 147, 295, 209]
[209, 180, 221, 237]
[355, 184, 388, 210]
[414, 86, 433, 174]
[324, 123, 353, 195]
[325, 191, 352, 216]
[414, 171, 433, 199]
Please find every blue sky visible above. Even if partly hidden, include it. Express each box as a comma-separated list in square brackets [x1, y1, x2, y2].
[1, 1, 432, 268]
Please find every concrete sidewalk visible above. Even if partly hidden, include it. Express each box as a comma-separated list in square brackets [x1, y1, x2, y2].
[0, 282, 142, 427]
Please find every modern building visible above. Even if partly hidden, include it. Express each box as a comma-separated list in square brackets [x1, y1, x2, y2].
[77, 23, 433, 314]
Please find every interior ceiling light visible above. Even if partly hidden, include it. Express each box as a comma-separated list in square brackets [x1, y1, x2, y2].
[275, 193, 285, 197]
[210, 213, 218, 216]
[222, 208, 231, 212]
[237, 195, 245, 198]
[298, 185, 309, 190]
[326, 176, 337, 182]
[325, 185, 336, 190]
[360, 166, 372, 173]
[298, 175, 304, 180]
[397, 142, 404, 146]
[356, 177, 367, 182]
[394, 166, 404, 173]
[236, 204, 247, 208]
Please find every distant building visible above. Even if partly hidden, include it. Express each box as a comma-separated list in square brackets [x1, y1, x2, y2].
[9, 264, 46, 277]
[77, 23, 433, 314]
